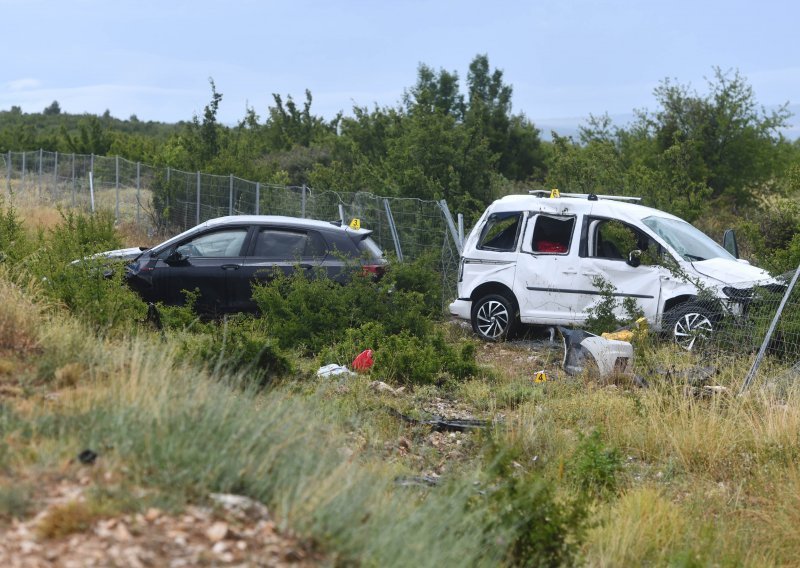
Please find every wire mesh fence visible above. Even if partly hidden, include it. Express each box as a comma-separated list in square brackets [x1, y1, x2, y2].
[5, 149, 800, 388]
[1, 149, 464, 307]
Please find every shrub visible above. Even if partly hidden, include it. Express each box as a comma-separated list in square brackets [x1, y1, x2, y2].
[479, 441, 590, 567]
[176, 315, 293, 383]
[21, 209, 146, 332]
[569, 429, 623, 498]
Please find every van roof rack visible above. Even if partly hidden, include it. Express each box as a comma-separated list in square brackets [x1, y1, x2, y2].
[527, 190, 641, 203]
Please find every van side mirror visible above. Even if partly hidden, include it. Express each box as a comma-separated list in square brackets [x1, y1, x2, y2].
[723, 229, 739, 259]
[627, 250, 642, 268]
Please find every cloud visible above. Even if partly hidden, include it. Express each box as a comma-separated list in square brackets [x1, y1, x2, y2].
[0, 82, 205, 121]
[7, 78, 42, 91]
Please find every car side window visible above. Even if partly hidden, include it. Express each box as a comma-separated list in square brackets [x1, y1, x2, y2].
[253, 229, 327, 259]
[532, 215, 575, 254]
[478, 212, 522, 252]
[589, 219, 662, 265]
[175, 229, 247, 258]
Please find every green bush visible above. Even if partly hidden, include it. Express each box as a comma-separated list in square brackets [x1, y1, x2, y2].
[15, 210, 147, 333]
[569, 429, 623, 498]
[175, 315, 292, 383]
[252, 263, 434, 353]
[584, 276, 643, 334]
[479, 441, 590, 567]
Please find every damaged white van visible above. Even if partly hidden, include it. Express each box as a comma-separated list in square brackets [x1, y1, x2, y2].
[449, 192, 776, 349]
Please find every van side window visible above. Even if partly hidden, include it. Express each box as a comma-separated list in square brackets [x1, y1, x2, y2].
[478, 212, 522, 252]
[588, 219, 662, 264]
[532, 215, 575, 254]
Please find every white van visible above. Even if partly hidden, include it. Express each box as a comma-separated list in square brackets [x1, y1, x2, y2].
[449, 192, 776, 349]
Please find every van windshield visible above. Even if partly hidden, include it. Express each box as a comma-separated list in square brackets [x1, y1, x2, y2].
[642, 216, 734, 262]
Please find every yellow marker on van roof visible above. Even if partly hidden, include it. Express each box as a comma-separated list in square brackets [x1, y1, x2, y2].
[349, 218, 361, 230]
[549, 188, 560, 198]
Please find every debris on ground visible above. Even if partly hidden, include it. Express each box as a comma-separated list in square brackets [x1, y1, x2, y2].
[388, 408, 492, 432]
[560, 327, 634, 378]
[351, 349, 374, 372]
[317, 364, 356, 378]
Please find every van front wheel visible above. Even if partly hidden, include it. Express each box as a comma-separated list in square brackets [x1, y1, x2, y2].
[664, 303, 718, 351]
[471, 294, 518, 341]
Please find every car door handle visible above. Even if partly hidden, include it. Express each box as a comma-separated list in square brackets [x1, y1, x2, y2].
[299, 263, 313, 270]
[221, 264, 241, 270]
[562, 269, 577, 275]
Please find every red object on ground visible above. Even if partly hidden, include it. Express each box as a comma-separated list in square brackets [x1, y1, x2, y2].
[352, 349, 374, 372]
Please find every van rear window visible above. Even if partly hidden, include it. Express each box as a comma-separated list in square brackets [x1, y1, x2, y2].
[478, 212, 522, 252]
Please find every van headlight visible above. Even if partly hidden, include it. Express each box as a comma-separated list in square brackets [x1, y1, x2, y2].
[722, 286, 753, 300]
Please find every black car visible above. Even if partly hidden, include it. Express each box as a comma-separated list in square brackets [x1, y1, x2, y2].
[105, 215, 386, 315]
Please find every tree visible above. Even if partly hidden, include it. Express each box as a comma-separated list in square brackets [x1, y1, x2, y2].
[643, 68, 791, 204]
[43, 100, 61, 115]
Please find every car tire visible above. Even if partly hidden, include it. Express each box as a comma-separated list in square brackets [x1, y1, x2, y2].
[664, 302, 719, 351]
[471, 293, 518, 341]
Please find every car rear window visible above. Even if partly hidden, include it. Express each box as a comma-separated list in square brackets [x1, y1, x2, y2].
[253, 229, 327, 259]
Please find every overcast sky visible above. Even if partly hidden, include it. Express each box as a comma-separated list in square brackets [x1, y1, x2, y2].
[2, 0, 798, 136]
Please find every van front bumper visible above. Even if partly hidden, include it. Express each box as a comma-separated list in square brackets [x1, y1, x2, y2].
[449, 298, 472, 320]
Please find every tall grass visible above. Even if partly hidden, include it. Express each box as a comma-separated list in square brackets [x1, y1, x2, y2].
[16, 338, 503, 566]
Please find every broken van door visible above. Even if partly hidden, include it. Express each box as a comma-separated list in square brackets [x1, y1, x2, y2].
[570, 217, 665, 324]
[516, 213, 580, 324]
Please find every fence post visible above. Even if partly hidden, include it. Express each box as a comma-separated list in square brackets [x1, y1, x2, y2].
[136, 161, 141, 226]
[740, 264, 800, 394]
[196, 171, 201, 226]
[229, 174, 234, 216]
[71, 153, 76, 206]
[383, 198, 404, 262]
[301, 184, 307, 218]
[438, 199, 463, 255]
[6, 151, 10, 194]
[255, 182, 260, 215]
[89, 171, 95, 213]
[37, 148, 42, 197]
[457, 213, 465, 247]
[52, 151, 59, 200]
[90, 154, 94, 211]
[21, 151, 25, 192]
[115, 155, 120, 220]
[338, 203, 346, 225]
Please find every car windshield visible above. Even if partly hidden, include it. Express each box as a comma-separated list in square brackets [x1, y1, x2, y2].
[642, 216, 734, 262]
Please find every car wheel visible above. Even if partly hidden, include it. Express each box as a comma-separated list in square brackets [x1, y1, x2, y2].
[471, 293, 518, 341]
[664, 303, 718, 351]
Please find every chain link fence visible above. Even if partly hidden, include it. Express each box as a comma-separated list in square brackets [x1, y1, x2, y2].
[5, 149, 800, 390]
[1, 150, 464, 307]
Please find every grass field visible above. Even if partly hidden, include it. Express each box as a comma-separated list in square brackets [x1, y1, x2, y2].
[2, 200, 800, 566]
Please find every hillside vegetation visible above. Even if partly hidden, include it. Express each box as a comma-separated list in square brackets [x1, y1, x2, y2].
[2, 199, 800, 565]
[2, 58, 800, 272]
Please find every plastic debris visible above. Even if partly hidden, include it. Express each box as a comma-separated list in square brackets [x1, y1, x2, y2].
[352, 349, 374, 372]
[316, 364, 356, 378]
[560, 327, 634, 378]
[601, 316, 649, 342]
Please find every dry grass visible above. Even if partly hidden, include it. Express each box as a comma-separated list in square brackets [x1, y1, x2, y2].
[0, 269, 43, 354]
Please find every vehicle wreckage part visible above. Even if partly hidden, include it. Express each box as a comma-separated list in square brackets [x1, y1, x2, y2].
[559, 327, 633, 377]
[389, 409, 492, 432]
[471, 293, 518, 341]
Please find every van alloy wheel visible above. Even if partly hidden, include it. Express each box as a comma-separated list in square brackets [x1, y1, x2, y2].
[666, 303, 717, 351]
[471, 294, 518, 341]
